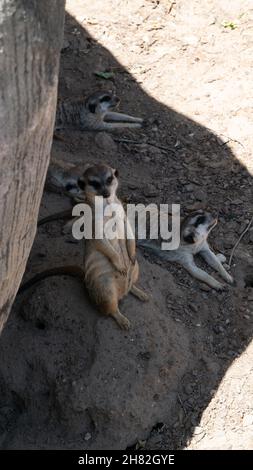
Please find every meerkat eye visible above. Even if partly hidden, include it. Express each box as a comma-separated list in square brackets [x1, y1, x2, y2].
[114, 169, 119, 178]
[77, 178, 85, 190]
[194, 215, 206, 227]
[100, 95, 111, 103]
[106, 176, 113, 185]
[89, 180, 101, 189]
[66, 183, 77, 191]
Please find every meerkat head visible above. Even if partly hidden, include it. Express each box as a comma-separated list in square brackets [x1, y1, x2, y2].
[77, 164, 119, 201]
[65, 180, 82, 195]
[85, 91, 120, 115]
[181, 210, 217, 246]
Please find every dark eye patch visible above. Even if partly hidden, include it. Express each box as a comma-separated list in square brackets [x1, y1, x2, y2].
[89, 180, 101, 189]
[77, 178, 85, 190]
[66, 183, 77, 191]
[106, 176, 113, 185]
[194, 215, 206, 227]
[100, 95, 111, 103]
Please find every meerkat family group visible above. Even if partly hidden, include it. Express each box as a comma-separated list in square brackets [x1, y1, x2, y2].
[19, 90, 234, 329]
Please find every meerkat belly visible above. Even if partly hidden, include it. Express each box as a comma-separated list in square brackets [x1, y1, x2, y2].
[84, 250, 113, 280]
[111, 238, 134, 297]
[84, 242, 132, 300]
[110, 237, 131, 267]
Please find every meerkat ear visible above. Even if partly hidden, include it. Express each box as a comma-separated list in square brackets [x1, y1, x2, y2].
[77, 177, 85, 190]
[183, 232, 195, 244]
[114, 169, 119, 178]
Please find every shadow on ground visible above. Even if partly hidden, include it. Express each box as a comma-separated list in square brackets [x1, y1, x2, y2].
[0, 9, 252, 450]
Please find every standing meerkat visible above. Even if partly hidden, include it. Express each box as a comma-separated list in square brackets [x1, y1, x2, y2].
[138, 210, 234, 291]
[54, 90, 143, 132]
[20, 164, 149, 330]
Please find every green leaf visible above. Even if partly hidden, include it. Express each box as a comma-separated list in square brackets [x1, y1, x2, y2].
[221, 21, 237, 30]
[94, 71, 114, 80]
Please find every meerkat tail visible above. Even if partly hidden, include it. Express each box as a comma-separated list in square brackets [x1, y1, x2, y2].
[38, 209, 73, 226]
[18, 266, 85, 294]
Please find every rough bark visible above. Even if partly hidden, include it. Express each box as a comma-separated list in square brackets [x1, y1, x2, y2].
[0, 0, 65, 332]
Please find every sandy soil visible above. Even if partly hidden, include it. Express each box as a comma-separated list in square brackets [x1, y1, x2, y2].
[0, 0, 253, 450]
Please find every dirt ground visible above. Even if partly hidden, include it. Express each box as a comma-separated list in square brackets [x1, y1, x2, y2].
[0, 0, 253, 450]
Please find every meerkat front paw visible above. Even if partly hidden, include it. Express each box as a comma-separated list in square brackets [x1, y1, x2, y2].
[216, 253, 226, 263]
[212, 280, 225, 291]
[223, 272, 234, 284]
[200, 277, 225, 291]
[114, 258, 127, 276]
[129, 255, 136, 265]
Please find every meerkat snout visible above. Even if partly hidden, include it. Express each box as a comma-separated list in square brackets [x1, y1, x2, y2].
[101, 188, 111, 198]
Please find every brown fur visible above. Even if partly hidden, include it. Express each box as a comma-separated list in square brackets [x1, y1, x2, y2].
[21, 164, 149, 329]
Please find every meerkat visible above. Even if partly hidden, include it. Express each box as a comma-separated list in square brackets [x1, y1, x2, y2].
[138, 210, 234, 291]
[20, 164, 149, 330]
[45, 158, 88, 201]
[54, 90, 143, 132]
[40, 158, 129, 226]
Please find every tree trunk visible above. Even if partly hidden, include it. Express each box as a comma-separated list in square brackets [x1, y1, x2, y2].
[0, 0, 65, 332]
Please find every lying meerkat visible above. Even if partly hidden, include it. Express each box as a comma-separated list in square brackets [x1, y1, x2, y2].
[20, 164, 149, 330]
[55, 90, 143, 132]
[138, 210, 234, 291]
[45, 158, 88, 201]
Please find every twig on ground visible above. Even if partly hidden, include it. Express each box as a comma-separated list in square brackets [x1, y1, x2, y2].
[206, 127, 245, 149]
[228, 215, 253, 267]
[168, 1, 177, 15]
[113, 138, 177, 155]
[177, 393, 187, 416]
[219, 134, 245, 149]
